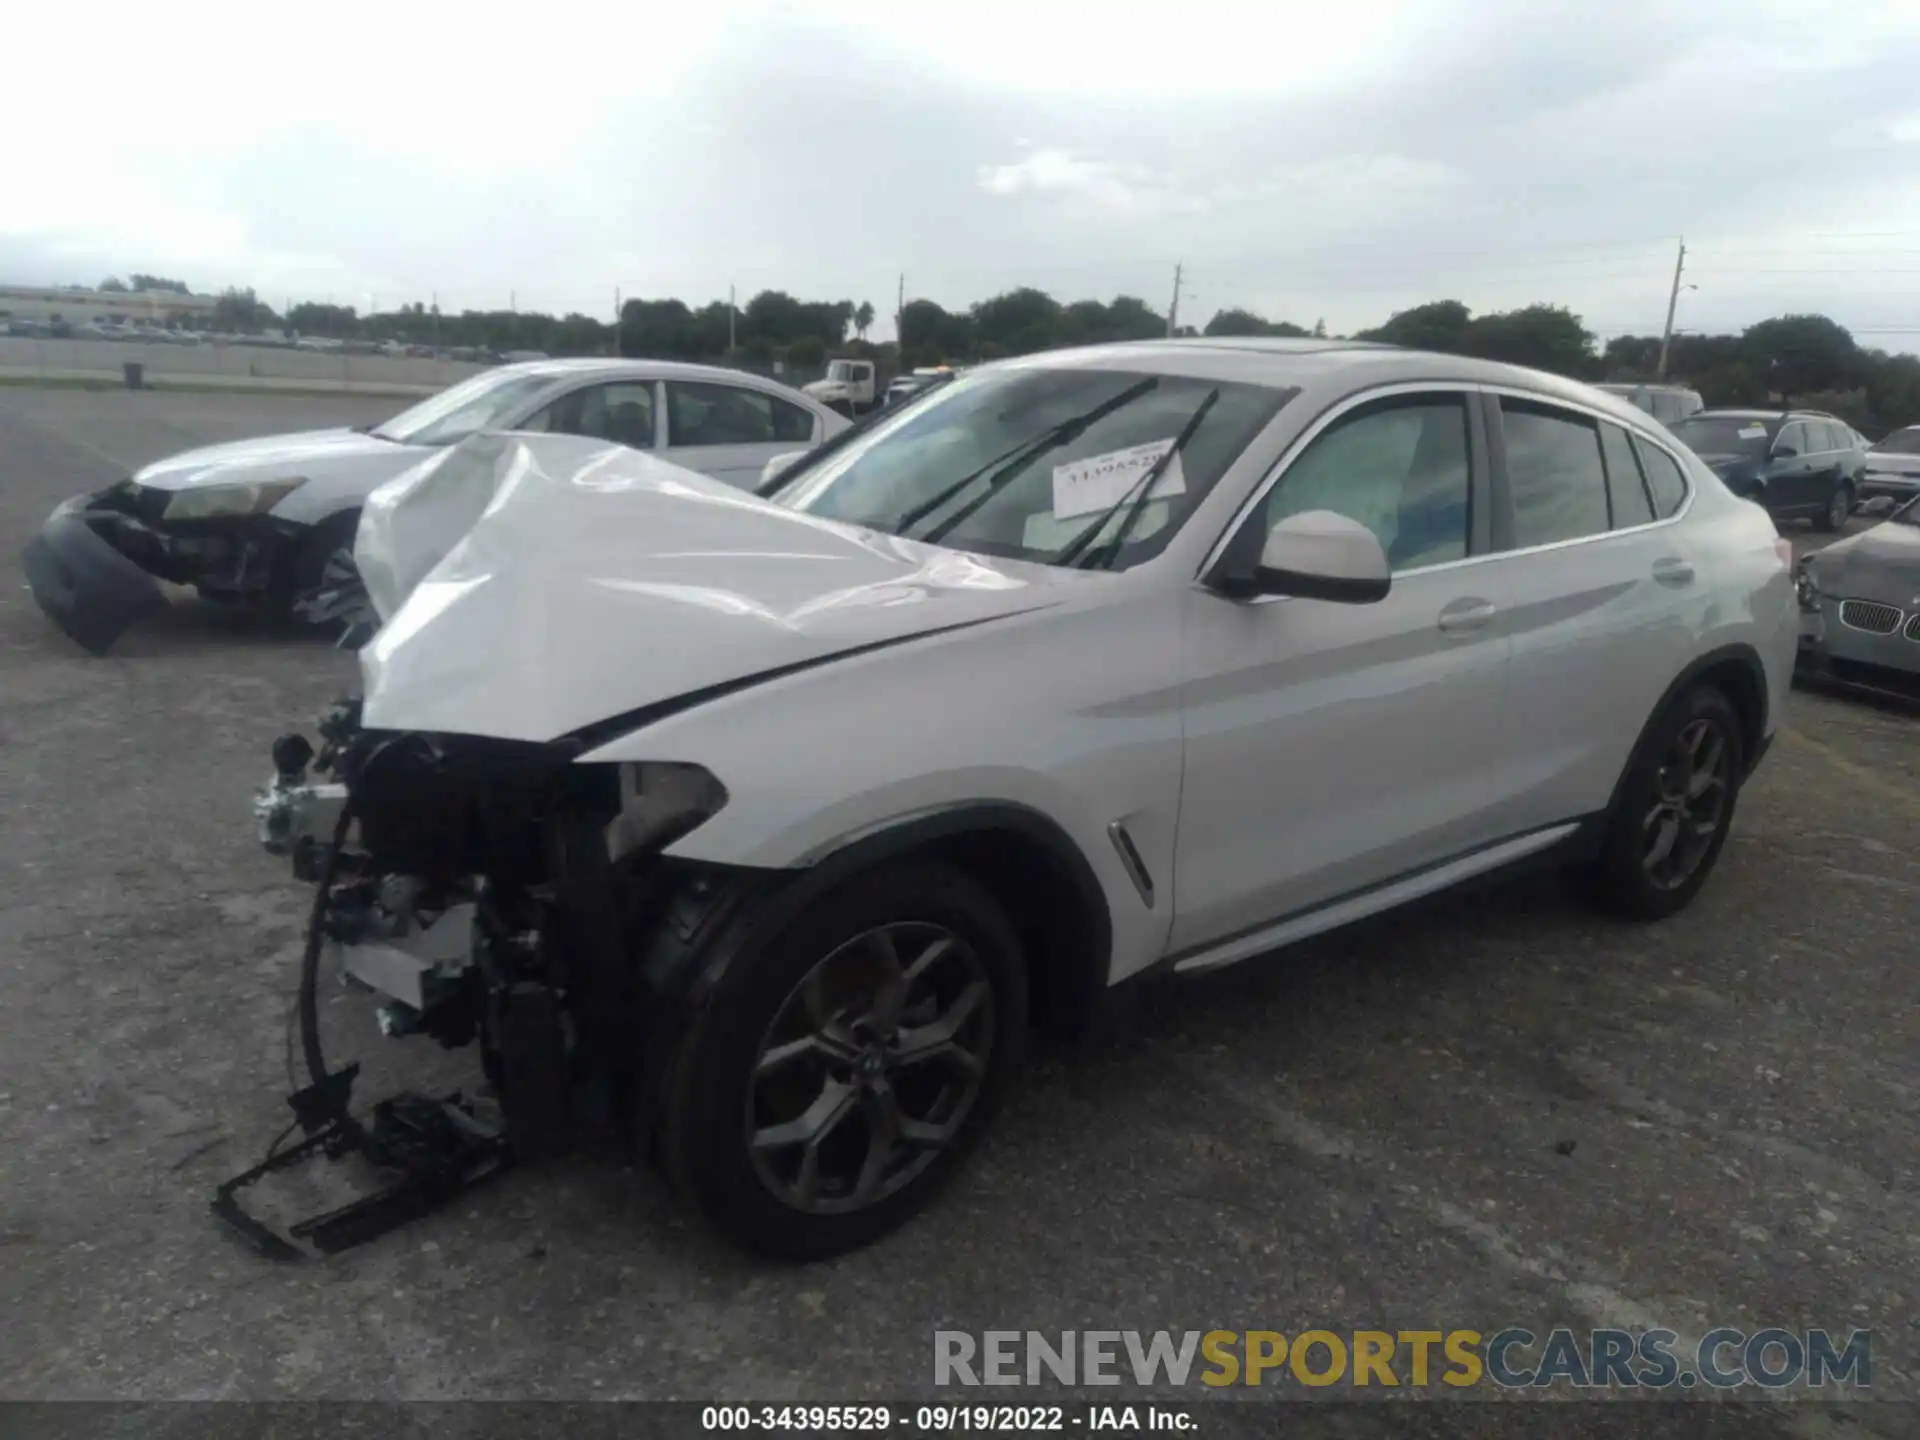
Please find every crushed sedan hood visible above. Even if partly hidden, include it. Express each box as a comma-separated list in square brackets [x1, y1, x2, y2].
[1804, 519, 1920, 605]
[133, 428, 415, 490]
[358, 433, 1079, 743]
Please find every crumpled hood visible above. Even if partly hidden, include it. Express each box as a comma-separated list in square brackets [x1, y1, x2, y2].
[133, 427, 419, 491]
[358, 433, 1078, 742]
[1805, 519, 1920, 604]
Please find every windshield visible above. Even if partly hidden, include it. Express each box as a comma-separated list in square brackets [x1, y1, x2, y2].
[775, 366, 1292, 570]
[1871, 427, 1920, 456]
[1670, 415, 1774, 457]
[373, 369, 558, 446]
[827, 361, 861, 382]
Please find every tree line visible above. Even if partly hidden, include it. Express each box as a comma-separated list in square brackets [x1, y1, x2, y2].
[154, 281, 1918, 435]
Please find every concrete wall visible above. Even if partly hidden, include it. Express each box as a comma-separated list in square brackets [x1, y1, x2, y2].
[0, 336, 490, 392]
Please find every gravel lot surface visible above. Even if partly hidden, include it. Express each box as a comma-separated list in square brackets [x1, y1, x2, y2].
[1, 388, 1913, 1437]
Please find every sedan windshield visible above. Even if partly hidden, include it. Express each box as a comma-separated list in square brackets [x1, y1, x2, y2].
[373, 369, 559, 446]
[1670, 416, 1775, 457]
[774, 367, 1291, 569]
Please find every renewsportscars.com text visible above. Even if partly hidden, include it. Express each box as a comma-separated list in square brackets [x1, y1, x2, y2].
[933, 1328, 1872, 1390]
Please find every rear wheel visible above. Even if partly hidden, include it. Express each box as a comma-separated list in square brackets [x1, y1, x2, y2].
[1816, 482, 1853, 533]
[1586, 684, 1745, 920]
[653, 861, 1026, 1260]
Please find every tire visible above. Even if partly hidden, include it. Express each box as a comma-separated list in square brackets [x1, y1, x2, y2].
[653, 860, 1026, 1260]
[283, 511, 374, 637]
[1815, 482, 1853, 533]
[1586, 684, 1746, 921]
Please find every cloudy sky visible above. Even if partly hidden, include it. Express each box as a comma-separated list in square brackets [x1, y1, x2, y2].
[7, 0, 1920, 348]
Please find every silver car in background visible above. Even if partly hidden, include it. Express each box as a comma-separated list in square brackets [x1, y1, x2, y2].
[1861, 424, 1920, 511]
[1797, 493, 1920, 702]
[20, 358, 848, 653]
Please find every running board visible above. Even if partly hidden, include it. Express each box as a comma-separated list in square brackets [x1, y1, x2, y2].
[1172, 823, 1581, 977]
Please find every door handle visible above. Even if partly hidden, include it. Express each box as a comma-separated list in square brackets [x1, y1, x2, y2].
[1436, 597, 1497, 635]
[1652, 558, 1695, 587]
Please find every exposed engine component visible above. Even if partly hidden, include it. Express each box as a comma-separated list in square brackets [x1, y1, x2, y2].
[213, 694, 715, 1258]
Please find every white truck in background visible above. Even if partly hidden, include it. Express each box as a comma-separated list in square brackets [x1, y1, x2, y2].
[803, 358, 886, 416]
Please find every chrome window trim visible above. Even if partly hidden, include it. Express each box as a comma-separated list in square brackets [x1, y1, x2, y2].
[1198, 379, 1698, 587]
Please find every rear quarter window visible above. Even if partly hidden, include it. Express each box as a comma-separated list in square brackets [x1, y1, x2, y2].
[1631, 437, 1690, 518]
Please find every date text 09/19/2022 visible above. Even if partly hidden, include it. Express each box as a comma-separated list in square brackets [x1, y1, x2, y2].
[700, 1406, 1194, 1432]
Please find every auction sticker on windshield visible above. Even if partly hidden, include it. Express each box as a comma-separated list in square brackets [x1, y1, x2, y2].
[1053, 440, 1187, 519]
[1738, 426, 1768, 440]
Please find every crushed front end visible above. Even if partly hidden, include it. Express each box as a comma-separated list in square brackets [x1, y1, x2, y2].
[218, 696, 731, 1259]
[21, 480, 310, 653]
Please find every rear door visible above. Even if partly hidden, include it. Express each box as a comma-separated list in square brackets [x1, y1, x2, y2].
[661, 379, 824, 487]
[1485, 393, 1704, 830]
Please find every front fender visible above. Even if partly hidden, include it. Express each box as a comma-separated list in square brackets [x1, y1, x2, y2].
[573, 588, 1188, 984]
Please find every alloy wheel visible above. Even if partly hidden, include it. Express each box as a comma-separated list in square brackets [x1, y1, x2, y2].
[1829, 489, 1852, 530]
[1640, 717, 1732, 890]
[746, 921, 994, 1215]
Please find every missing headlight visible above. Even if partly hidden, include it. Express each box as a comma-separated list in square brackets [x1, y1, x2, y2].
[602, 762, 728, 863]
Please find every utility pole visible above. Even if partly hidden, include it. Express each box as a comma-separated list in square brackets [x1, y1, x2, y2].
[613, 288, 622, 354]
[1167, 262, 1183, 337]
[896, 272, 906, 353]
[729, 284, 736, 351]
[1656, 238, 1686, 379]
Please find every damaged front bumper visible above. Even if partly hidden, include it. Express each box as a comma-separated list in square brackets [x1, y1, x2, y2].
[1796, 587, 1920, 706]
[20, 483, 309, 654]
[21, 495, 170, 655]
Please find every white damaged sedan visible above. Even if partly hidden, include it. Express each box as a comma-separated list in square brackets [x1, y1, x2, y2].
[20, 359, 844, 653]
[231, 339, 1796, 1262]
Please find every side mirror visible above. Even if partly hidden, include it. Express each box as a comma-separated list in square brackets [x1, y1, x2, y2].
[760, 451, 807, 488]
[1220, 510, 1392, 603]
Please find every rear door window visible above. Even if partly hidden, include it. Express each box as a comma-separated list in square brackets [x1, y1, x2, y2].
[667, 381, 817, 446]
[1599, 423, 1656, 528]
[1499, 399, 1611, 547]
[1632, 438, 1691, 518]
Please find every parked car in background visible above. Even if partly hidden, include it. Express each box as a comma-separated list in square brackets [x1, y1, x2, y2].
[1797, 493, 1920, 701]
[21, 359, 848, 655]
[242, 338, 1795, 1261]
[1668, 409, 1864, 532]
[1595, 382, 1705, 425]
[1861, 424, 1920, 511]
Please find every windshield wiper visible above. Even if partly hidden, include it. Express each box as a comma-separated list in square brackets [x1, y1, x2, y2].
[902, 376, 1161, 542]
[1050, 388, 1219, 570]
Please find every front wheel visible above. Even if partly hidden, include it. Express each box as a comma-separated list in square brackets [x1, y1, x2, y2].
[1815, 483, 1853, 533]
[653, 861, 1026, 1260]
[1585, 684, 1745, 920]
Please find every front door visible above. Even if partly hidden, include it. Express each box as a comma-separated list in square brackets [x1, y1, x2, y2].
[661, 379, 823, 488]
[1171, 389, 1515, 957]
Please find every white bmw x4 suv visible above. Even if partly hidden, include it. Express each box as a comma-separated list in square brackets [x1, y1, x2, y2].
[241, 339, 1797, 1262]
